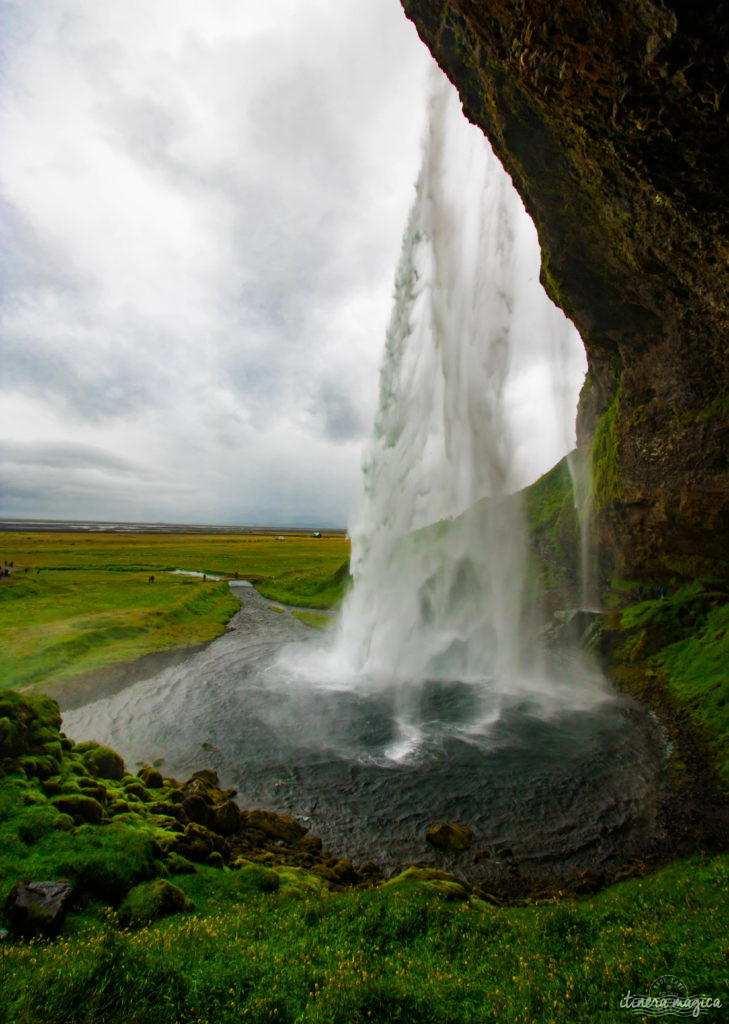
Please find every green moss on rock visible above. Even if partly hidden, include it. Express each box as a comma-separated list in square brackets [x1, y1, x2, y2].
[118, 879, 194, 928]
[383, 867, 469, 900]
[83, 745, 125, 781]
[51, 793, 105, 825]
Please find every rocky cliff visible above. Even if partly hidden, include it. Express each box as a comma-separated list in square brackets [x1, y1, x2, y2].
[401, 0, 729, 581]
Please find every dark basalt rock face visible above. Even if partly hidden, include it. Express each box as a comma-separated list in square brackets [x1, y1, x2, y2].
[401, 0, 729, 580]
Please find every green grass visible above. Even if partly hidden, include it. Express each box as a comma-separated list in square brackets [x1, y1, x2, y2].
[292, 610, 333, 626]
[658, 600, 729, 787]
[1, 851, 727, 1024]
[256, 558, 351, 609]
[0, 570, 239, 692]
[0, 530, 349, 584]
[618, 583, 729, 786]
[0, 532, 350, 693]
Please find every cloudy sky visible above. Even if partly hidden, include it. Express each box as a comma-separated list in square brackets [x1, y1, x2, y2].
[1, 0, 433, 526]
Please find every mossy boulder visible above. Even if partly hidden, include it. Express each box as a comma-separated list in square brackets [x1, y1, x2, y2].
[0, 692, 61, 736]
[83, 745, 125, 781]
[164, 852, 197, 875]
[0, 717, 22, 759]
[231, 860, 281, 893]
[16, 804, 70, 845]
[51, 793, 105, 825]
[383, 866, 469, 900]
[18, 753, 62, 779]
[175, 822, 227, 863]
[75, 778, 108, 802]
[3, 881, 74, 937]
[0, 692, 64, 777]
[181, 793, 214, 828]
[425, 822, 474, 851]
[121, 780, 152, 802]
[212, 799, 241, 836]
[118, 879, 194, 928]
[137, 765, 164, 789]
[241, 810, 307, 845]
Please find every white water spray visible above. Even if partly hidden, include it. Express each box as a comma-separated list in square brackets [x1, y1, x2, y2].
[280, 72, 593, 735]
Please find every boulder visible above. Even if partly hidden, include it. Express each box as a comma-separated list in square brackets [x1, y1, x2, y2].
[383, 867, 469, 900]
[83, 745, 125, 781]
[137, 765, 164, 789]
[425, 822, 474, 851]
[51, 793, 104, 825]
[212, 799, 242, 836]
[3, 881, 74, 937]
[181, 794, 214, 829]
[121, 780, 152, 802]
[164, 853, 197, 875]
[241, 810, 307, 845]
[189, 768, 219, 787]
[175, 822, 228, 863]
[118, 879, 194, 928]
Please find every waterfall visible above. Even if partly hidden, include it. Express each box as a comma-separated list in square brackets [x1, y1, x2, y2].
[279, 70, 592, 752]
[567, 447, 600, 610]
[337, 73, 584, 680]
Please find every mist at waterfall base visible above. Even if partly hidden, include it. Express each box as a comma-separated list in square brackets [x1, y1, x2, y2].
[63, 77, 665, 885]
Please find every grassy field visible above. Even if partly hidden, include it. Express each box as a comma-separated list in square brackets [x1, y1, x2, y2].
[1, 852, 726, 1024]
[0, 531, 350, 694]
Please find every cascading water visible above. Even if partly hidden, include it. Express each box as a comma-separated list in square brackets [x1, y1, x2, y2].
[282, 72, 595, 740]
[63, 69, 667, 885]
[338, 75, 586, 686]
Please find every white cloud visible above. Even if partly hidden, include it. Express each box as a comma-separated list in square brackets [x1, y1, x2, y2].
[1, 0, 430, 525]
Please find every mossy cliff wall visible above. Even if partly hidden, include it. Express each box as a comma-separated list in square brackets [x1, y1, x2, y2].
[401, 0, 729, 580]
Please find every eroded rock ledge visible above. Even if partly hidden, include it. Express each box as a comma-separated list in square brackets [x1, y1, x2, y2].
[401, 0, 729, 580]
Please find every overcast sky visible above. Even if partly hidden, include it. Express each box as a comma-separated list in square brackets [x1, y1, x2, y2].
[1, 0, 434, 526]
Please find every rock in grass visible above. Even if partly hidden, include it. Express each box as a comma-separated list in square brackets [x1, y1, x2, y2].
[50, 793, 105, 824]
[383, 866, 469, 900]
[118, 879, 194, 928]
[164, 852, 197, 875]
[425, 822, 474, 851]
[3, 881, 74, 937]
[83, 745, 125, 781]
[231, 860, 280, 892]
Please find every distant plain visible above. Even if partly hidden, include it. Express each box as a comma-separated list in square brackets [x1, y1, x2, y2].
[0, 530, 349, 695]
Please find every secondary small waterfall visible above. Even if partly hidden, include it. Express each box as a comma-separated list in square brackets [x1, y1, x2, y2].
[335, 74, 585, 685]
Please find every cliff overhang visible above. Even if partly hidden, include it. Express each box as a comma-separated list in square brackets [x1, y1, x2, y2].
[401, 0, 729, 580]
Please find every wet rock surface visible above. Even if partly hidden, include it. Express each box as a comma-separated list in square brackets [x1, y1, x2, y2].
[400, 0, 729, 581]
